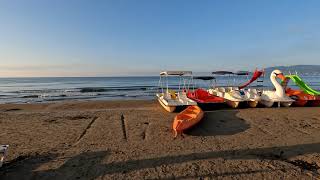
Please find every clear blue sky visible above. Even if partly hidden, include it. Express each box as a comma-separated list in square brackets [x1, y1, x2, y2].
[0, 0, 320, 77]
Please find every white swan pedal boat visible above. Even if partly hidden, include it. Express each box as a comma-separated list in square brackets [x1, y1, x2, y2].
[259, 70, 294, 107]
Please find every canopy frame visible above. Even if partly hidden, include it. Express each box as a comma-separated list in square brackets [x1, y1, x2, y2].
[158, 71, 193, 95]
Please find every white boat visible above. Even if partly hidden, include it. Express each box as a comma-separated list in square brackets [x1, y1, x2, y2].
[208, 70, 265, 108]
[237, 70, 265, 108]
[259, 69, 294, 107]
[208, 71, 262, 108]
[0, 145, 9, 168]
[240, 88, 261, 108]
[208, 87, 241, 108]
[156, 71, 197, 112]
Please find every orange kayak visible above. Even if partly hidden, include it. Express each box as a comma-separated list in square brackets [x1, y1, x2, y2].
[173, 105, 204, 137]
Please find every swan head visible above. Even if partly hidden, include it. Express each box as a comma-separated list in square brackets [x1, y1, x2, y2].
[271, 69, 286, 81]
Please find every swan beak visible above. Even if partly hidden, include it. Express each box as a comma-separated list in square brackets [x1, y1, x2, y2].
[276, 73, 286, 81]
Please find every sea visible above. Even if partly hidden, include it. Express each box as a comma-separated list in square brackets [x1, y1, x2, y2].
[0, 75, 319, 104]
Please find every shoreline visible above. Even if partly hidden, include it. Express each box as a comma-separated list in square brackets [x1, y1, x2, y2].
[0, 100, 320, 179]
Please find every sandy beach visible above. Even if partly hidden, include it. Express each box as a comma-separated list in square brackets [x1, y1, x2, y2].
[0, 100, 320, 179]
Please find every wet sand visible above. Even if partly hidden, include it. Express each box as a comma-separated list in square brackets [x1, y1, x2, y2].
[0, 100, 320, 179]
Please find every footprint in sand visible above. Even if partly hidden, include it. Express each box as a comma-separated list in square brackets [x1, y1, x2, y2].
[141, 122, 150, 140]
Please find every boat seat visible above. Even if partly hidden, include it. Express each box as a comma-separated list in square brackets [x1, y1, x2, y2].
[239, 90, 245, 95]
[178, 92, 187, 98]
[225, 87, 233, 92]
[164, 93, 171, 100]
[194, 89, 210, 99]
[218, 92, 225, 97]
[209, 89, 217, 96]
[176, 114, 192, 119]
[218, 87, 225, 92]
[168, 90, 177, 100]
[249, 89, 257, 94]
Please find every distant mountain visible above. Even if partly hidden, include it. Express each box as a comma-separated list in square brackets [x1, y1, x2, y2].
[265, 65, 320, 75]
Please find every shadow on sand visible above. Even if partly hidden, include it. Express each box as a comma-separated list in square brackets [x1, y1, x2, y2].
[186, 109, 250, 136]
[1, 143, 320, 179]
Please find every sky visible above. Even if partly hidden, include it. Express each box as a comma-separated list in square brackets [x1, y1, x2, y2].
[0, 0, 320, 77]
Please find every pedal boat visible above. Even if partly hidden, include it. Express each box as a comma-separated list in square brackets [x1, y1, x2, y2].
[282, 76, 320, 107]
[236, 70, 264, 108]
[186, 76, 225, 104]
[156, 71, 197, 112]
[208, 71, 247, 108]
[259, 70, 294, 107]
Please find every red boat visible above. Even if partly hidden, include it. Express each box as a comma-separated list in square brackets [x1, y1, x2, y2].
[282, 77, 320, 107]
[285, 88, 320, 106]
[187, 76, 225, 104]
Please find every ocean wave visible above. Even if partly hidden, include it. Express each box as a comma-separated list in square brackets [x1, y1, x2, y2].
[10, 86, 159, 94]
[21, 95, 39, 98]
[79, 88, 108, 93]
[16, 91, 152, 100]
[79, 86, 158, 93]
[12, 89, 81, 94]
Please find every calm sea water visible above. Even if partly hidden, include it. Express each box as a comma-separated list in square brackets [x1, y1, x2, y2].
[0, 75, 319, 104]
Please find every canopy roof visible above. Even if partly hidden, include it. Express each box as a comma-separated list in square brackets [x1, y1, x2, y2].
[193, 76, 216, 80]
[160, 71, 192, 76]
[235, 71, 250, 75]
[212, 71, 234, 75]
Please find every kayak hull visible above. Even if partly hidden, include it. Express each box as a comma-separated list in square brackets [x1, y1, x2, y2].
[173, 105, 204, 137]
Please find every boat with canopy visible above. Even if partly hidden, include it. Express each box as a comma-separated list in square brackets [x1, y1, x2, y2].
[187, 76, 225, 104]
[237, 69, 264, 107]
[208, 70, 264, 108]
[208, 71, 247, 108]
[156, 71, 197, 112]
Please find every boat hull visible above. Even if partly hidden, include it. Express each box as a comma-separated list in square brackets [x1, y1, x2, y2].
[158, 98, 176, 112]
[259, 100, 293, 107]
[226, 100, 240, 108]
[247, 101, 259, 108]
[285, 88, 320, 107]
[280, 102, 293, 107]
[309, 100, 320, 107]
[173, 105, 204, 137]
[292, 100, 308, 107]
[259, 100, 274, 108]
